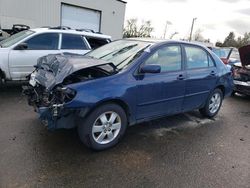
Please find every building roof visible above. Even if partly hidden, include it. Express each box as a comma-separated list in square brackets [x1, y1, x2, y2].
[116, 0, 127, 4]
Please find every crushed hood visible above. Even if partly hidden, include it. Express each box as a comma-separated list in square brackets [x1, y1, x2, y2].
[239, 45, 250, 67]
[33, 53, 109, 90]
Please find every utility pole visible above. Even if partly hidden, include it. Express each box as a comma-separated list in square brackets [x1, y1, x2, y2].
[189, 17, 197, 41]
[170, 32, 179, 39]
[163, 21, 172, 39]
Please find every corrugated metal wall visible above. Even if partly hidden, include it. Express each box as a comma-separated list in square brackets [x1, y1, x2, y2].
[0, 0, 126, 39]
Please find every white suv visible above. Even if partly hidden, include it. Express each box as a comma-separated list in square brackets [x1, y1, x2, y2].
[0, 27, 111, 82]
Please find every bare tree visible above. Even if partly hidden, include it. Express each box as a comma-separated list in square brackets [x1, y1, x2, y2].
[193, 29, 204, 42]
[123, 19, 154, 38]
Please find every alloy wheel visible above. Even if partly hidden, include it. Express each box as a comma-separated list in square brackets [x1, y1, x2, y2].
[209, 93, 221, 114]
[92, 111, 121, 145]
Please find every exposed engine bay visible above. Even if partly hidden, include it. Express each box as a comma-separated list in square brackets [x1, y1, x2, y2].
[233, 64, 250, 82]
[232, 63, 250, 95]
[23, 53, 115, 107]
[23, 66, 112, 108]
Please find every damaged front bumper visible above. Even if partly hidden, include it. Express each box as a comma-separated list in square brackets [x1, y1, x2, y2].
[233, 80, 250, 95]
[38, 104, 77, 130]
[22, 84, 79, 130]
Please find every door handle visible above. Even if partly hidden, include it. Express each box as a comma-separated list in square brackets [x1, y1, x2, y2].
[177, 74, 185, 80]
[210, 71, 216, 76]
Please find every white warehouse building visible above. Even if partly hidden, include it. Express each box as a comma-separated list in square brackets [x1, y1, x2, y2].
[0, 0, 126, 39]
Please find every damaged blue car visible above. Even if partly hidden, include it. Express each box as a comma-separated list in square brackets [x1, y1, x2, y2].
[23, 39, 233, 150]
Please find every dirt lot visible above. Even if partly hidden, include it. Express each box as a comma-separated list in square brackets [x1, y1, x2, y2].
[0, 83, 249, 188]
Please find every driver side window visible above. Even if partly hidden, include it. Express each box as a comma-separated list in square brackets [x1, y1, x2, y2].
[144, 45, 182, 72]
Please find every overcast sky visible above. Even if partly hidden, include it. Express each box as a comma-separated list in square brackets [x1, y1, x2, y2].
[124, 0, 250, 43]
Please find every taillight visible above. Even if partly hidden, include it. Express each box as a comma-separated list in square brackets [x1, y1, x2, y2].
[221, 58, 229, 64]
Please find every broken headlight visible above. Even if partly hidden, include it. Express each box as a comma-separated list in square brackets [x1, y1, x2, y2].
[56, 87, 77, 103]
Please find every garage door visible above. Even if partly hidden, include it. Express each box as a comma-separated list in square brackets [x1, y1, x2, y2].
[61, 4, 101, 32]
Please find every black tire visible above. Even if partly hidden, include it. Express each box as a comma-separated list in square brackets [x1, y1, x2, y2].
[0, 72, 3, 85]
[78, 103, 127, 151]
[199, 88, 223, 118]
[231, 91, 236, 96]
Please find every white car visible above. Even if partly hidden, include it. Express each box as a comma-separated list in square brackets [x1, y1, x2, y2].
[0, 27, 111, 83]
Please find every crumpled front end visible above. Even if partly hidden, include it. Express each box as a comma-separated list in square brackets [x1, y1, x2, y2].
[23, 84, 78, 130]
[232, 64, 250, 95]
[22, 53, 114, 130]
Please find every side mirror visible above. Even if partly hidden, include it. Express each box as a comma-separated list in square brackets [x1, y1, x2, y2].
[14, 43, 28, 50]
[140, 64, 161, 74]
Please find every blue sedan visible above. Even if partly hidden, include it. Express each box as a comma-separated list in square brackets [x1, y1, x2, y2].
[23, 39, 233, 150]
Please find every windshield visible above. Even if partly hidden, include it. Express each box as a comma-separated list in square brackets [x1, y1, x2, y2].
[86, 40, 152, 70]
[212, 48, 231, 58]
[0, 30, 34, 48]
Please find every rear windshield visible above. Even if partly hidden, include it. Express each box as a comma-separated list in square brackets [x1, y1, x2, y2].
[85, 37, 110, 49]
[0, 30, 34, 48]
[212, 48, 230, 58]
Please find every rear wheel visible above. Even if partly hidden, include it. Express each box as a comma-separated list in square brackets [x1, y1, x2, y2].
[200, 89, 223, 118]
[78, 103, 127, 150]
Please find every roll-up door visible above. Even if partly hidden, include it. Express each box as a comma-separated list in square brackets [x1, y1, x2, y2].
[61, 4, 101, 32]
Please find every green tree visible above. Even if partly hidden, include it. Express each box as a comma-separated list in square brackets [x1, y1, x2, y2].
[237, 32, 250, 48]
[123, 19, 154, 38]
[215, 41, 223, 47]
[217, 32, 250, 48]
[222, 32, 237, 47]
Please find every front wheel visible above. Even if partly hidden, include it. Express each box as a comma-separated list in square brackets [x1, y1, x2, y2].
[78, 103, 127, 150]
[231, 91, 236, 96]
[200, 89, 223, 118]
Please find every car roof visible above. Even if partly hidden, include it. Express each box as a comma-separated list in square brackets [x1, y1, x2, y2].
[124, 38, 209, 49]
[125, 38, 166, 43]
[30, 28, 112, 39]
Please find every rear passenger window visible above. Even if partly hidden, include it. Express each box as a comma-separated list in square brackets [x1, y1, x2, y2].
[85, 37, 109, 49]
[185, 46, 210, 69]
[61, 34, 88, 50]
[25, 33, 59, 50]
[208, 56, 215, 67]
